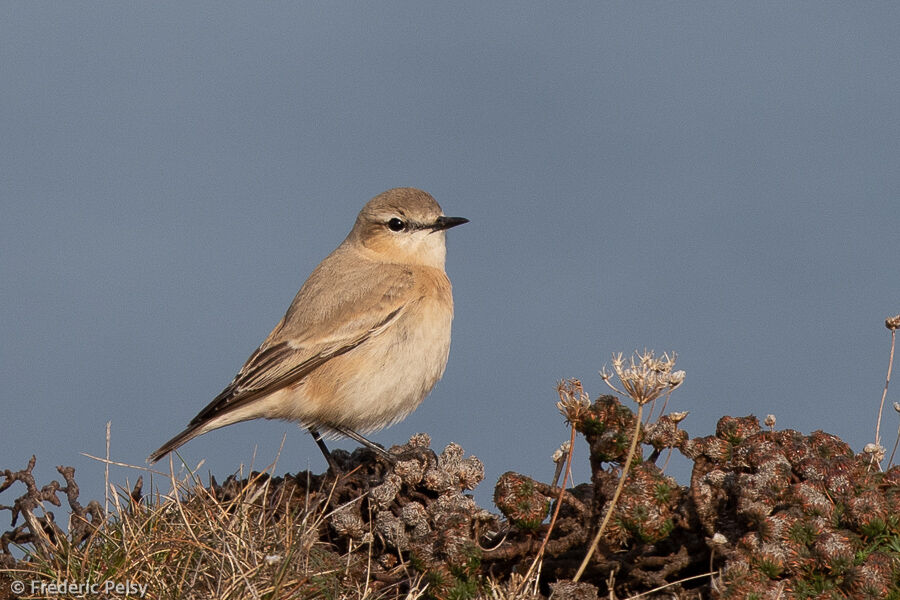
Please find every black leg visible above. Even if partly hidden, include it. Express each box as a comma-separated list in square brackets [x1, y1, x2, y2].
[308, 427, 341, 472]
[331, 425, 396, 464]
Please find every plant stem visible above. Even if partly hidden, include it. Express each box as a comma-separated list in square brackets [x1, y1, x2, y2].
[876, 328, 896, 467]
[515, 422, 578, 595]
[573, 403, 643, 582]
[881, 329, 898, 467]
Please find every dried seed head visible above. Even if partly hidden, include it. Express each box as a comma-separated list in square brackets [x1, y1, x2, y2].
[863, 443, 886, 464]
[611, 352, 624, 370]
[668, 411, 689, 424]
[667, 370, 686, 388]
[764, 414, 776, 429]
[556, 378, 591, 424]
[551, 440, 571, 463]
[601, 350, 685, 406]
[886, 314, 900, 330]
[893, 402, 900, 414]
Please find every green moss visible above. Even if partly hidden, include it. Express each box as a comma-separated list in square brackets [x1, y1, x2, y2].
[408, 552, 427, 572]
[755, 557, 784, 579]
[657, 518, 675, 539]
[512, 497, 549, 531]
[420, 544, 485, 600]
[860, 517, 890, 540]
[791, 575, 837, 599]
[450, 543, 482, 579]
[654, 482, 672, 503]
[445, 579, 479, 600]
[885, 533, 900, 554]
[788, 521, 818, 546]
[826, 554, 853, 577]
[579, 416, 607, 437]
[513, 514, 547, 531]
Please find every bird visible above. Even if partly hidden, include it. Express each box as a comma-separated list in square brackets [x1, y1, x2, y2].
[148, 187, 467, 469]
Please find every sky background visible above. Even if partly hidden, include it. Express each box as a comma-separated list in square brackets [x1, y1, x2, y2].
[2, 4, 899, 511]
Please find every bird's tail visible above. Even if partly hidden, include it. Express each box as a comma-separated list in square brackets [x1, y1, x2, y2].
[148, 424, 206, 464]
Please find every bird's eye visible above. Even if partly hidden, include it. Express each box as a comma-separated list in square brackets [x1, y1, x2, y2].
[387, 218, 406, 232]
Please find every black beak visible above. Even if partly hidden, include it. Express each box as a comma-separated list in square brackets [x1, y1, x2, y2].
[432, 216, 469, 231]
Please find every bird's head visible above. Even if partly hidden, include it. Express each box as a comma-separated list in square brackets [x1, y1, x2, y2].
[349, 187, 468, 269]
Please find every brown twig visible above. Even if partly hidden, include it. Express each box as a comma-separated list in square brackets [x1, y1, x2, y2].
[875, 326, 895, 451]
[882, 317, 899, 467]
[515, 422, 578, 595]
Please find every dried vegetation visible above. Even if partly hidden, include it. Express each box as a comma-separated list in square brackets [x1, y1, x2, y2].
[2, 320, 900, 599]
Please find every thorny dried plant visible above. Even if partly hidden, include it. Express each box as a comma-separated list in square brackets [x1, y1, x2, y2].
[0, 456, 106, 567]
[1, 437, 492, 600]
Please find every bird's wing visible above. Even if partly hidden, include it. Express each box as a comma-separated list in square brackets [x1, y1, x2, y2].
[189, 263, 416, 427]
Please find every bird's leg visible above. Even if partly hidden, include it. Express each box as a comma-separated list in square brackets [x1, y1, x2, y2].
[331, 425, 397, 464]
[308, 427, 341, 473]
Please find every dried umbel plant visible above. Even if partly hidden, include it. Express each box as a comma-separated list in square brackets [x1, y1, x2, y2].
[864, 443, 886, 468]
[556, 378, 592, 425]
[600, 350, 685, 406]
[887, 314, 900, 331]
[574, 350, 685, 582]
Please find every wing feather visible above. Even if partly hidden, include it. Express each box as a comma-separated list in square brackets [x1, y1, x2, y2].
[189, 260, 414, 427]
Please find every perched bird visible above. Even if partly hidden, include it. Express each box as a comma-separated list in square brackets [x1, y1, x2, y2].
[149, 187, 467, 469]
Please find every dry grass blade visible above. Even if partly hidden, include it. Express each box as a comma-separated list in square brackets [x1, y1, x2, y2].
[4, 455, 361, 599]
[513, 421, 578, 596]
[623, 570, 718, 599]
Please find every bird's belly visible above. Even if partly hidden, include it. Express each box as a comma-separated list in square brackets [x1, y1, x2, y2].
[283, 302, 452, 432]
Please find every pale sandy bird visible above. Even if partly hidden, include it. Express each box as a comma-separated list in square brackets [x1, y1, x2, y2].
[149, 188, 467, 468]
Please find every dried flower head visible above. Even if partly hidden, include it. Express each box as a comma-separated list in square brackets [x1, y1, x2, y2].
[885, 314, 900, 330]
[551, 440, 572, 464]
[600, 350, 685, 406]
[556, 378, 591, 425]
[764, 414, 776, 429]
[863, 443, 886, 466]
[668, 411, 689, 424]
[893, 402, 900, 414]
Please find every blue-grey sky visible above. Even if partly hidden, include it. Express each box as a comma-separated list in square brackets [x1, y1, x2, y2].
[2, 4, 898, 510]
